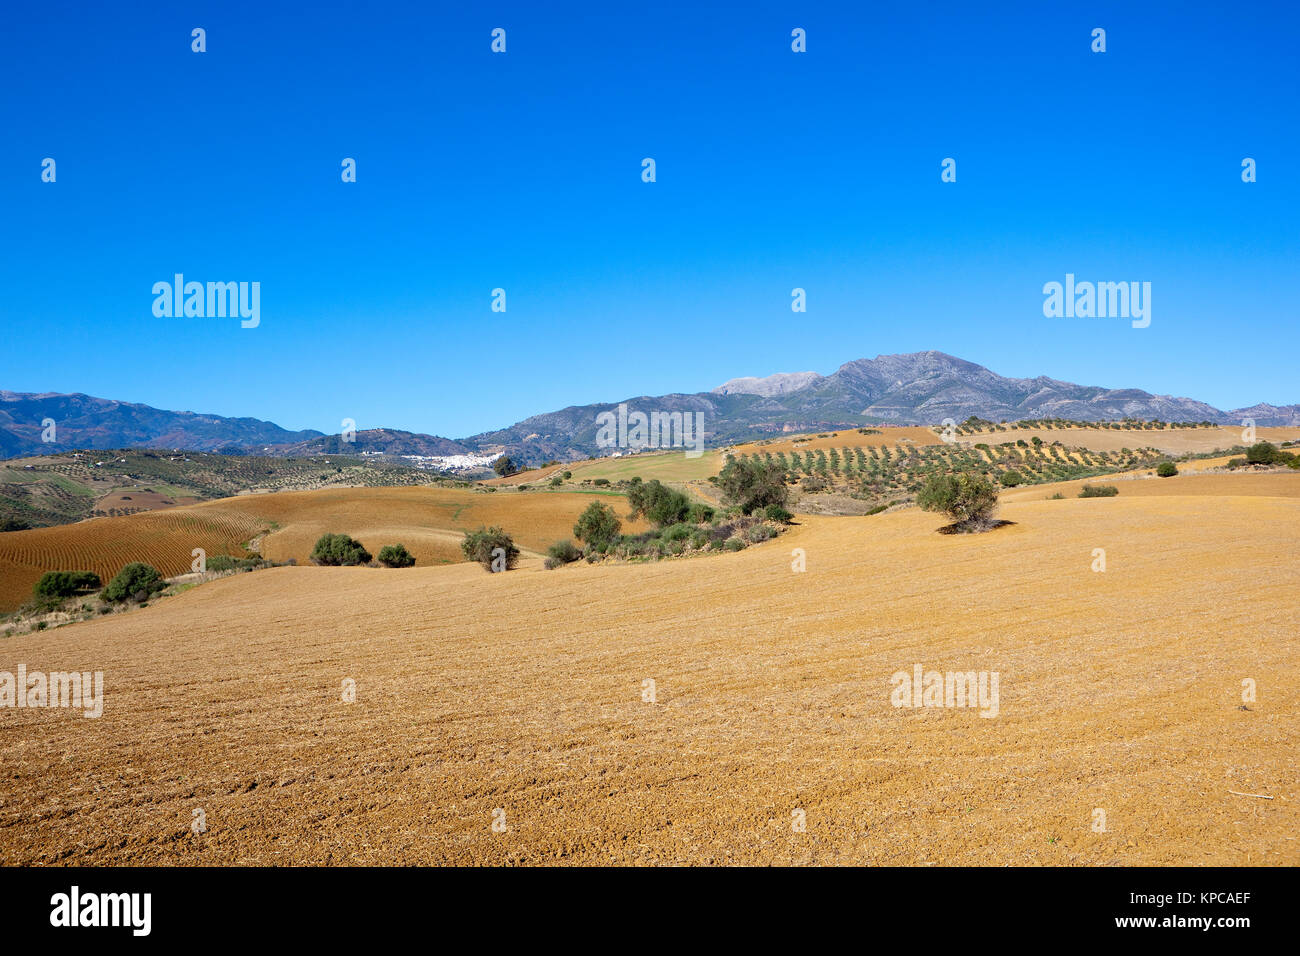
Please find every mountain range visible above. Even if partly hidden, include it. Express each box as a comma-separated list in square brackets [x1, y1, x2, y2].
[5, 352, 1298, 462]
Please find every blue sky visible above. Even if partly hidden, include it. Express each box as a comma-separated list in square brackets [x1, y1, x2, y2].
[1, 1, 1296, 437]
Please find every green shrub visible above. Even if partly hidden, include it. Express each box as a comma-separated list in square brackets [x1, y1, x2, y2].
[377, 543, 416, 568]
[310, 533, 372, 566]
[33, 570, 101, 600]
[917, 473, 999, 531]
[461, 526, 519, 572]
[206, 555, 265, 573]
[717, 458, 790, 514]
[999, 469, 1024, 487]
[661, 522, 694, 543]
[592, 477, 610, 487]
[102, 563, 165, 603]
[544, 540, 583, 570]
[745, 524, 776, 543]
[493, 456, 520, 477]
[723, 537, 747, 552]
[686, 503, 715, 524]
[1079, 484, 1119, 498]
[573, 501, 621, 548]
[626, 479, 691, 527]
[1246, 442, 1278, 464]
[764, 504, 793, 523]
[1156, 461, 1178, 477]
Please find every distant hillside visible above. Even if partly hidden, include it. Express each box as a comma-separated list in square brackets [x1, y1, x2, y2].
[273, 428, 471, 458]
[0, 392, 323, 458]
[463, 351, 1289, 461]
[7, 353, 1297, 465]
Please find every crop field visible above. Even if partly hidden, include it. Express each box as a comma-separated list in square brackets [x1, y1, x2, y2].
[0, 485, 647, 612]
[731, 426, 945, 456]
[1001, 470, 1300, 503]
[0, 451, 453, 531]
[0, 508, 267, 611]
[210, 486, 649, 566]
[0, 470, 1295, 865]
[731, 437, 1171, 505]
[565, 451, 723, 484]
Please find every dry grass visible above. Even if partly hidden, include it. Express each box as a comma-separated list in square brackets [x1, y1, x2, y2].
[1, 473, 1295, 865]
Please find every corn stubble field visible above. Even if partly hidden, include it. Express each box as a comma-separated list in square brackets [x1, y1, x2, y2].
[0, 469, 1296, 865]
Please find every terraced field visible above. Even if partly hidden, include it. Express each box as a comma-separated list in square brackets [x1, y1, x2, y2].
[0, 471, 1295, 865]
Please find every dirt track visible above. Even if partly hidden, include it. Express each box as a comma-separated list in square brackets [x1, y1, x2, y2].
[0, 474, 1296, 865]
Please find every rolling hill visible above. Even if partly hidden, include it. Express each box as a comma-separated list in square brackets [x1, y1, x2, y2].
[2, 470, 1295, 865]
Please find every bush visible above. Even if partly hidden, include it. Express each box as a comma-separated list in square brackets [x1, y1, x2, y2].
[544, 539, 582, 569]
[686, 503, 715, 524]
[493, 455, 520, 477]
[626, 479, 691, 527]
[461, 526, 519, 572]
[1246, 442, 1278, 464]
[717, 458, 790, 514]
[999, 469, 1024, 487]
[916, 473, 999, 531]
[1156, 461, 1178, 478]
[592, 477, 610, 487]
[377, 543, 416, 568]
[206, 555, 265, 573]
[1078, 485, 1119, 498]
[661, 522, 694, 543]
[33, 570, 101, 600]
[764, 504, 793, 523]
[745, 524, 775, 543]
[573, 501, 621, 548]
[310, 533, 372, 566]
[723, 537, 747, 552]
[102, 563, 165, 603]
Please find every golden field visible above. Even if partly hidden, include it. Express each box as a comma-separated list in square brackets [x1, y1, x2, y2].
[0, 486, 646, 612]
[0, 470, 1295, 865]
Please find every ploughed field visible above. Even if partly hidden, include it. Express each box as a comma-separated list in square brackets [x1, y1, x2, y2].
[1, 471, 1295, 865]
[0, 486, 645, 612]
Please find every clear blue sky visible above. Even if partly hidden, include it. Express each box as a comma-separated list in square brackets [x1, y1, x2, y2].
[1, 1, 1296, 437]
